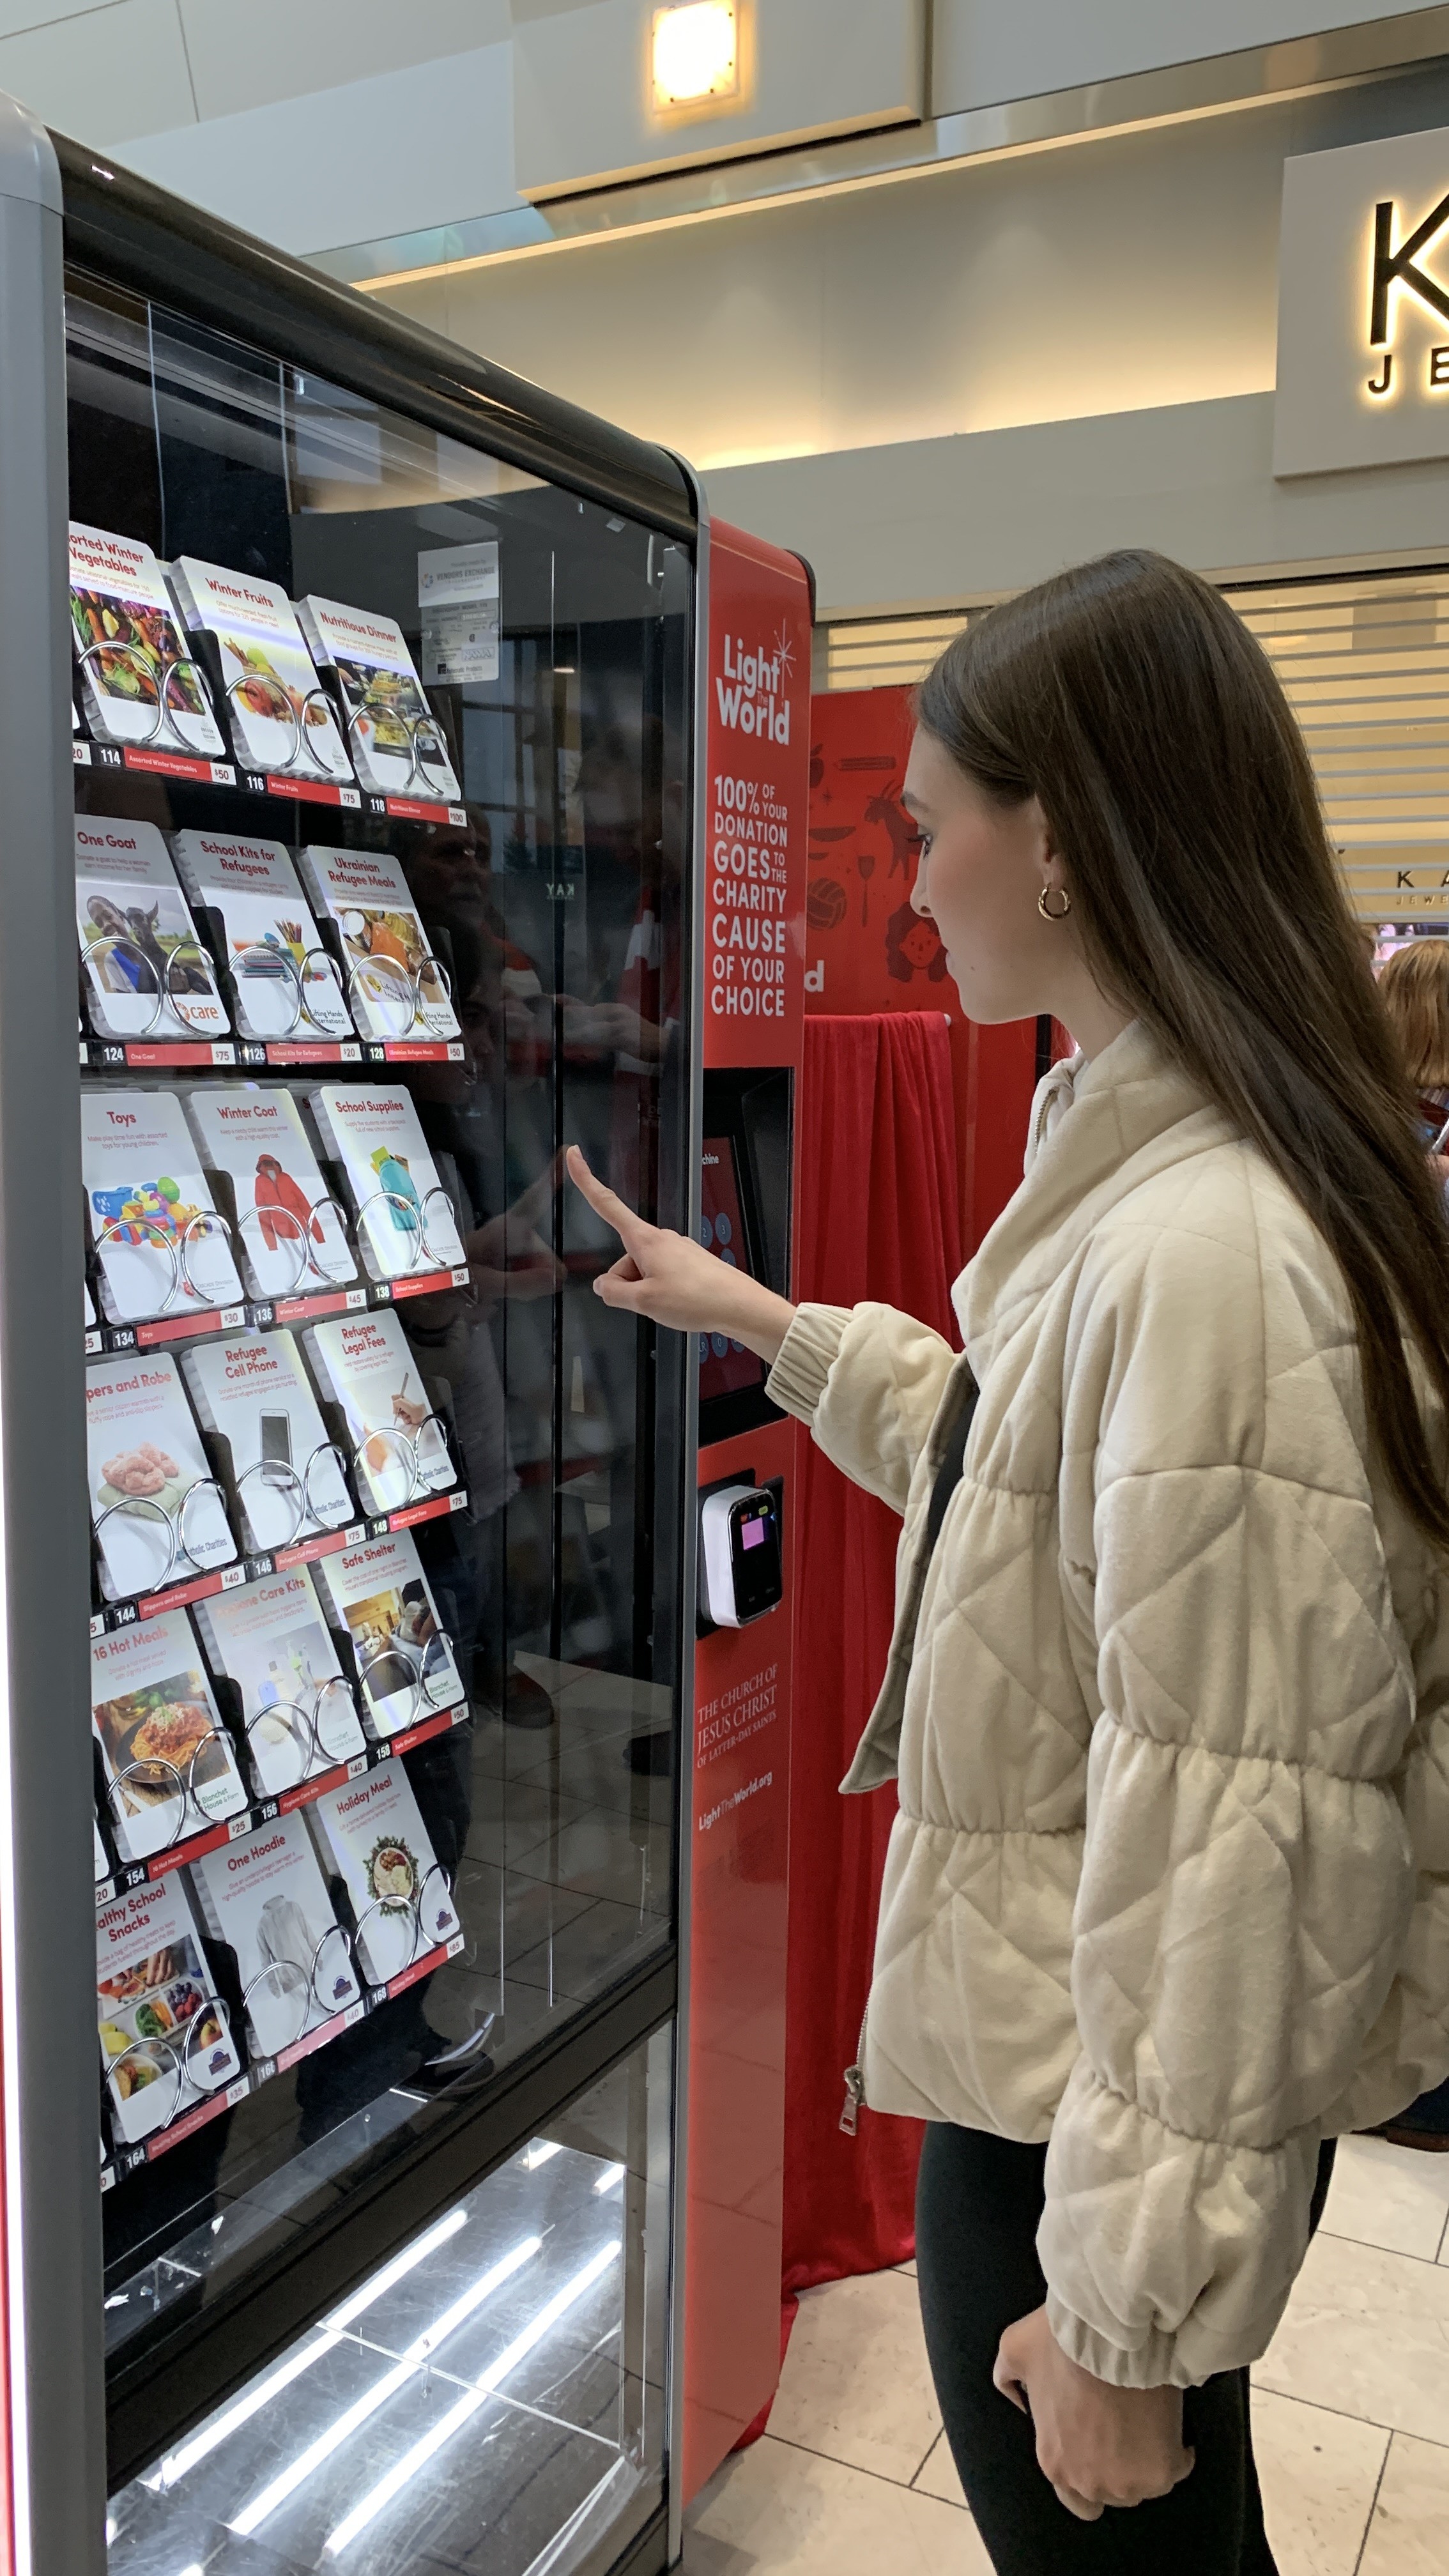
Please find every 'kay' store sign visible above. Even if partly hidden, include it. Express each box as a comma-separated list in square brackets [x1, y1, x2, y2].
[1276, 121, 1449, 474]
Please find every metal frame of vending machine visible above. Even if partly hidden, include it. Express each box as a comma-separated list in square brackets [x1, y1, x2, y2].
[0, 86, 797, 2576]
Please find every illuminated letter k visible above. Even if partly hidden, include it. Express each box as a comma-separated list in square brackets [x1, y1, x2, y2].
[1371, 192, 1449, 342]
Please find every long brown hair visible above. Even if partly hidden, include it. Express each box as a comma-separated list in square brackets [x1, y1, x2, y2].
[917, 549, 1449, 1546]
[1379, 939, 1449, 1092]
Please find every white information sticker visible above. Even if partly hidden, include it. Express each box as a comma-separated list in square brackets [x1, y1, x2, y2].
[418, 540, 500, 685]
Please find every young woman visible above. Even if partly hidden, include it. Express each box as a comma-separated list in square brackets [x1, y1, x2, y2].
[567, 549, 1449, 2573]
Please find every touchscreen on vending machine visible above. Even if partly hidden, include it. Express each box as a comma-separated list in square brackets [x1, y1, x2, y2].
[699, 1137, 767, 1406]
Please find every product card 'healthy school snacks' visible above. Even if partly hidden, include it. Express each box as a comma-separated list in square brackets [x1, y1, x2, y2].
[191, 1814, 361, 2058]
[303, 1305, 455, 1515]
[96, 1876, 241, 2147]
[182, 1083, 356, 1300]
[309, 1759, 461, 1986]
[86, 1352, 237, 1600]
[181, 1328, 355, 1554]
[313, 1529, 464, 1740]
[167, 560, 353, 786]
[70, 521, 227, 759]
[75, 818, 230, 1045]
[195, 1563, 365, 1793]
[308, 1082, 465, 1280]
[171, 832, 351, 1043]
[83, 1087, 244, 1324]
[296, 845, 459, 1043]
[295, 595, 461, 802]
[91, 1609, 248, 1860]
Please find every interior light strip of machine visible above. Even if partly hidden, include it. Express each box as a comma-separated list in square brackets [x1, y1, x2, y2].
[229, 2232, 542, 2539]
[322, 2241, 623, 2557]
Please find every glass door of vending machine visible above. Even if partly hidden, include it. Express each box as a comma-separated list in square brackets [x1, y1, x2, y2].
[0, 96, 703, 2576]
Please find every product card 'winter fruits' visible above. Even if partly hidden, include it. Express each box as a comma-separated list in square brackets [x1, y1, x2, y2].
[181, 1327, 354, 1554]
[83, 1087, 244, 1324]
[303, 1304, 455, 1515]
[96, 1875, 241, 2147]
[312, 1528, 464, 1740]
[195, 1563, 365, 1794]
[308, 1082, 466, 1280]
[91, 1608, 248, 1859]
[70, 521, 226, 759]
[167, 560, 353, 786]
[296, 845, 460, 1043]
[190, 1813, 360, 2060]
[308, 1758, 460, 1986]
[171, 832, 350, 1043]
[85, 1351, 237, 1600]
[182, 1082, 355, 1301]
[76, 818, 229, 1045]
[295, 595, 461, 802]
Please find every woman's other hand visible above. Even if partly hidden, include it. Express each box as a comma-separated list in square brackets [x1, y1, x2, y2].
[993, 2305, 1195, 2521]
[565, 1146, 797, 1361]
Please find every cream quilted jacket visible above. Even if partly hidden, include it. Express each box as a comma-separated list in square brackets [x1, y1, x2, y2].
[766, 1020, 1449, 2391]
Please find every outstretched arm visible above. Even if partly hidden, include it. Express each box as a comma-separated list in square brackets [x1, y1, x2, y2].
[565, 1146, 797, 1360]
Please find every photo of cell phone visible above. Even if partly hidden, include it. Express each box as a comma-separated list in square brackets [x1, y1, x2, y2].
[259, 1409, 293, 1485]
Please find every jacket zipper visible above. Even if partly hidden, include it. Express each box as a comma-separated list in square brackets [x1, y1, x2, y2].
[839, 2012, 868, 2137]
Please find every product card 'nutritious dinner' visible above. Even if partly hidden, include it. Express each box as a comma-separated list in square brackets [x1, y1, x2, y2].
[181, 1327, 355, 1554]
[75, 818, 230, 1046]
[303, 1304, 455, 1515]
[85, 1350, 237, 1600]
[171, 832, 351, 1043]
[183, 1082, 356, 1300]
[312, 1527, 464, 1740]
[295, 594, 461, 802]
[195, 1563, 365, 1794]
[91, 1607, 248, 1860]
[96, 1874, 241, 2147]
[308, 1758, 460, 1986]
[83, 1087, 244, 1325]
[190, 1813, 361, 2060]
[308, 1082, 466, 1280]
[167, 559, 353, 786]
[296, 845, 460, 1043]
[70, 521, 227, 760]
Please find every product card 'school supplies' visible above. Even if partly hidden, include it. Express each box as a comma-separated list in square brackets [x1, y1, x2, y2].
[91, 1606, 249, 1860]
[167, 560, 353, 787]
[296, 846, 460, 1043]
[308, 1082, 466, 1280]
[302, 1304, 456, 1516]
[171, 832, 351, 1044]
[312, 1528, 464, 1740]
[181, 1326, 355, 1555]
[76, 818, 229, 1046]
[86, 1351, 238, 1600]
[182, 1083, 356, 1301]
[195, 1562, 366, 1795]
[190, 1811, 361, 2060]
[70, 521, 226, 760]
[84, 1087, 244, 1325]
[96, 1874, 242, 2148]
[308, 1758, 461, 1986]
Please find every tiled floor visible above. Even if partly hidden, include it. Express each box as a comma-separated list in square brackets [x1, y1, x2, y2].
[683, 2134, 1449, 2574]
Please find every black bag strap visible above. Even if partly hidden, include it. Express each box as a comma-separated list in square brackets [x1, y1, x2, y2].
[923, 1377, 979, 1563]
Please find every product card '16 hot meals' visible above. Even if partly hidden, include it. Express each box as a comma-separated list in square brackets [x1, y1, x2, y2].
[84, 1087, 244, 1324]
[97, 1875, 241, 2147]
[70, 521, 226, 759]
[182, 1082, 355, 1300]
[171, 833, 351, 1043]
[309, 1082, 466, 1279]
[309, 1759, 461, 1986]
[75, 819, 229, 1045]
[295, 594, 461, 802]
[190, 1813, 360, 2060]
[167, 558, 353, 786]
[91, 1606, 248, 1860]
[297, 845, 460, 1043]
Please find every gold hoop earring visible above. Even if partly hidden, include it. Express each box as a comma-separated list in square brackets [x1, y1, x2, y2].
[1038, 885, 1071, 921]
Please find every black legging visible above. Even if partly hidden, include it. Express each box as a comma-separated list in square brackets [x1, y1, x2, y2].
[916, 2124, 1337, 2575]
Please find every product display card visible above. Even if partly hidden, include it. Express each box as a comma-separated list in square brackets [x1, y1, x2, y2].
[171, 832, 351, 1043]
[195, 1563, 365, 1793]
[83, 1087, 245, 1324]
[308, 1759, 461, 1986]
[182, 1083, 356, 1300]
[313, 1528, 464, 1741]
[191, 1814, 362, 2058]
[302, 1305, 456, 1516]
[295, 594, 461, 801]
[97, 1874, 241, 2147]
[167, 559, 353, 784]
[70, 522, 227, 759]
[76, 818, 230, 1046]
[295, 845, 459, 1044]
[91, 1608, 248, 1860]
[307, 1082, 466, 1280]
[86, 1351, 238, 1601]
[181, 1327, 355, 1554]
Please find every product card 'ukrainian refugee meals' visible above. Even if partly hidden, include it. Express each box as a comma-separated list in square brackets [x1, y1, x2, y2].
[298, 845, 461, 1043]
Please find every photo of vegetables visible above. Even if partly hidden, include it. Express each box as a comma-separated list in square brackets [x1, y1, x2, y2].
[70, 584, 209, 721]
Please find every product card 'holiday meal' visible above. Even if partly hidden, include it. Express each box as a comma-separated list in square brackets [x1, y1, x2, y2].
[167, 558, 353, 785]
[171, 832, 351, 1043]
[76, 818, 229, 1045]
[302, 1305, 456, 1515]
[295, 594, 461, 802]
[86, 1351, 237, 1600]
[191, 1814, 361, 2058]
[195, 1563, 365, 1792]
[296, 845, 459, 1043]
[181, 1327, 354, 1553]
[91, 1608, 247, 1859]
[307, 1082, 465, 1280]
[308, 1759, 460, 1986]
[97, 1875, 241, 2146]
[182, 1083, 355, 1299]
[83, 1087, 244, 1324]
[70, 521, 227, 759]
[313, 1528, 464, 1740]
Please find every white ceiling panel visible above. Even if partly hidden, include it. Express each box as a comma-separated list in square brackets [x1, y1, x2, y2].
[177, 0, 510, 121]
[0, 2, 119, 39]
[0, 0, 195, 146]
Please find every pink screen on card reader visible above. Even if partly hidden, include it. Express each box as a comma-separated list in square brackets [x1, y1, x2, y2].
[741, 1516, 767, 1550]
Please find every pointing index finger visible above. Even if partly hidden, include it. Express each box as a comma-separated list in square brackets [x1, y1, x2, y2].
[565, 1145, 652, 1250]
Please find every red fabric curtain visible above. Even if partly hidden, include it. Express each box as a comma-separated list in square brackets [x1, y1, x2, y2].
[783, 1012, 963, 2288]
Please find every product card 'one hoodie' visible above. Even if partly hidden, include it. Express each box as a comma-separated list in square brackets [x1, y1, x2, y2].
[167, 558, 353, 786]
[83, 1087, 244, 1324]
[70, 521, 227, 760]
[303, 1303, 456, 1515]
[295, 594, 461, 802]
[308, 1082, 465, 1280]
[181, 1327, 355, 1553]
[313, 1526, 464, 1740]
[96, 1874, 241, 2147]
[308, 1758, 460, 1987]
[195, 1562, 365, 1793]
[171, 832, 350, 1043]
[191, 1813, 361, 2059]
[90, 1606, 248, 1859]
[183, 1083, 356, 1300]
[86, 1351, 238, 1601]
[76, 818, 229, 1046]
[296, 845, 459, 1044]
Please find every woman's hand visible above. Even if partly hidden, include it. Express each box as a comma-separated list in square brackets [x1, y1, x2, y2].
[993, 2306, 1195, 2521]
[565, 1146, 797, 1361]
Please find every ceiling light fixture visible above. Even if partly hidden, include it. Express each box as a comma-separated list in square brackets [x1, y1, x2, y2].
[652, 3, 739, 110]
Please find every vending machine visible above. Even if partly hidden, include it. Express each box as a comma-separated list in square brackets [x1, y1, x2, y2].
[0, 89, 804, 2576]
